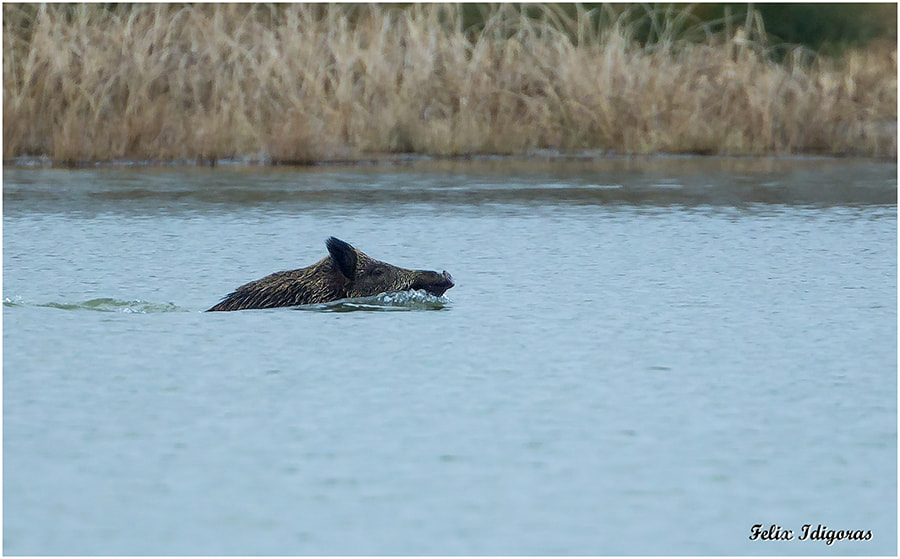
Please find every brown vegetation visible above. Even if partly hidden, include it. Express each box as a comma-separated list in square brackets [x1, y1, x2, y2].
[3, 4, 896, 165]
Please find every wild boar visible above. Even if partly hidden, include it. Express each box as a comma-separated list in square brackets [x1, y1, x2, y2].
[208, 237, 454, 311]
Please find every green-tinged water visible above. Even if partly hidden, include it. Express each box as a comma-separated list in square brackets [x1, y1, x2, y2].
[3, 158, 897, 555]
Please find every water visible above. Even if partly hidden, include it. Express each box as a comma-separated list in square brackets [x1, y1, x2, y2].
[3, 158, 896, 555]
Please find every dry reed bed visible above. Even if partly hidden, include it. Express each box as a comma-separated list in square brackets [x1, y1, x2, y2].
[3, 4, 896, 164]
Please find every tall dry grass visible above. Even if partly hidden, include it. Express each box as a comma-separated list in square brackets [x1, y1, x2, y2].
[2, 4, 896, 164]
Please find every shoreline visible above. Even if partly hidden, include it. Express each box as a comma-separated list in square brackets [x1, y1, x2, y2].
[4, 143, 897, 170]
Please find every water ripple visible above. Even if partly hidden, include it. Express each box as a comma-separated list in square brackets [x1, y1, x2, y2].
[4, 297, 186, 313]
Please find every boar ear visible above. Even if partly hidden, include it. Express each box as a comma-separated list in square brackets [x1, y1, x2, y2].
[326, 237, 357, 280]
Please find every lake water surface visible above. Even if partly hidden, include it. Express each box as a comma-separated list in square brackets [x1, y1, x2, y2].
[3, 157, 897, 555]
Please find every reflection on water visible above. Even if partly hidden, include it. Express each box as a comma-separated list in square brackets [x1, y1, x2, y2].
[4, 158, 895, 218]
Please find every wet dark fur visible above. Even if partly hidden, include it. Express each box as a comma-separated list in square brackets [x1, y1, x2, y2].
[208, 237, 454, 311]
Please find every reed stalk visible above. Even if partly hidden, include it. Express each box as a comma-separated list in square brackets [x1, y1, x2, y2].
[3, 4, 896, 164]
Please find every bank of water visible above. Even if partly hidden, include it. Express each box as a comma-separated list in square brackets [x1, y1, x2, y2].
[3, 158, 896, 555]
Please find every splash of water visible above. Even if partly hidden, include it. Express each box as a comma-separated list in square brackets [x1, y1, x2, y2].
[298, 289, 452, 312]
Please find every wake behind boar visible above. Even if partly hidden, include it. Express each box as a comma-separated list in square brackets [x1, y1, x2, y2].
[208, 237, 454, 311]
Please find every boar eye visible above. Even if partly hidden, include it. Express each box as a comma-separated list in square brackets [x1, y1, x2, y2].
[371, 267, 385, 277]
